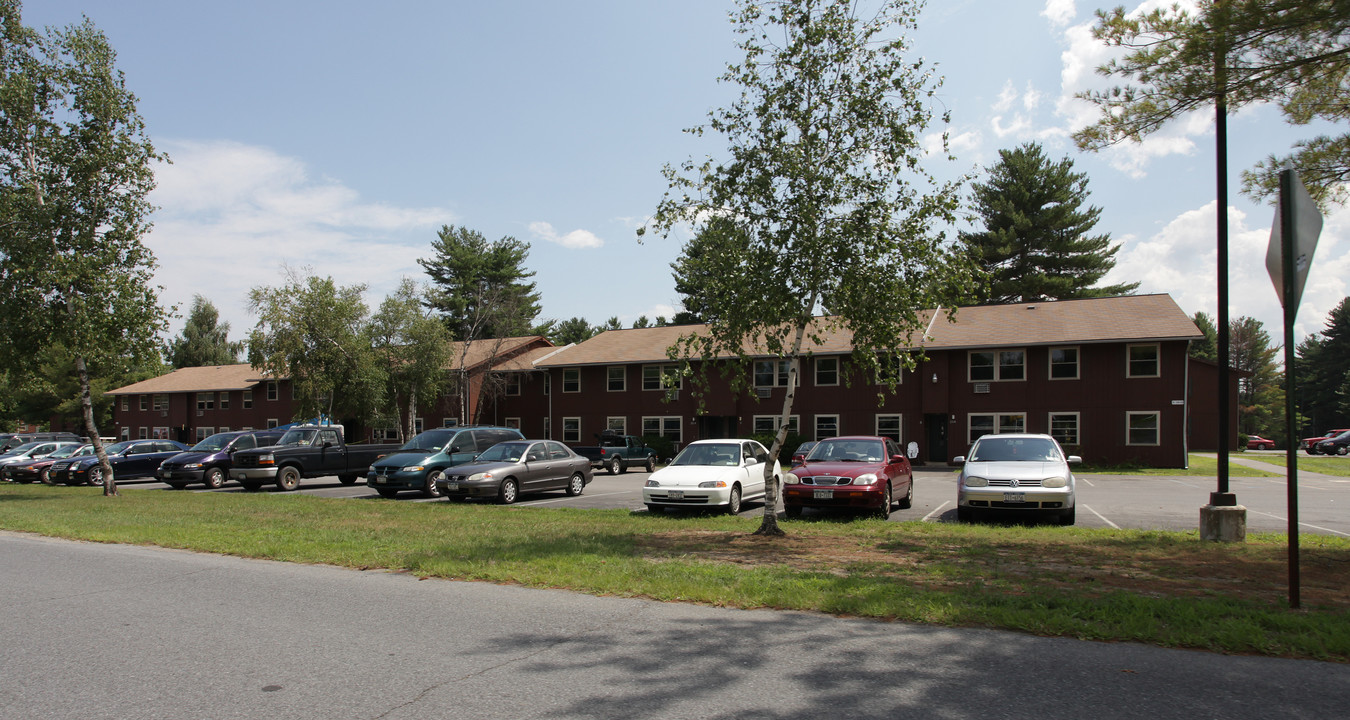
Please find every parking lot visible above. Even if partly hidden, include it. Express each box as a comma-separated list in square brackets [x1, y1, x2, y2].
[110, 455, 1350, 537]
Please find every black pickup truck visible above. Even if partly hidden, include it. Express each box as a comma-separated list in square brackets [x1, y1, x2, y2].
[573, 431, 658, 474]
[229, 424, 399, 491]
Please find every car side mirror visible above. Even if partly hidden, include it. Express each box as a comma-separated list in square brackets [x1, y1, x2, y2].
[450, 445, 461, 454]
[322, 441, 333, 449]
[952, 456, 966, 464]
[890, 454, 904, 463]
[1068, 455, 1083, 464]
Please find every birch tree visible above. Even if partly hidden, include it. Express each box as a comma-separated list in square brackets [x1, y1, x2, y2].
[370, 278, 452, 441]
[641, 0, 979, 536]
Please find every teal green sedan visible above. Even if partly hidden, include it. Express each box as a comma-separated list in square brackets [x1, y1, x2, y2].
[366, 426, 523, 499]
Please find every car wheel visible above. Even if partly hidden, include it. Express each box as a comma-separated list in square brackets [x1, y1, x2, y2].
[956, 505, 973, 522]
[1339, 446, 1349, 456]
[276, 466, 301, 491]
[86, 467, 103, 486]
[784, 504, 802, 519]
[1059, 506, 1076, 526]
[897, 478, 913, 509]
[497, 478, 519, 505]
[1307, 447, 1320, 455]
[608, 457, 622, 475]
[166, 481, 187, 490]
[203, 468, 225, 489]
[376, 488, 398, 499]
[645, 503, 662, 514]
[338, 474, 359, 485]
[1264, 443, 1274, 450]
[875, 483, 892, 520]
[725, 485, 742, 515]
[39, 468, 53, 485]
[423, 470, 443, 498]
[645, 455, 655, 473]
[565, 472, 585, 496]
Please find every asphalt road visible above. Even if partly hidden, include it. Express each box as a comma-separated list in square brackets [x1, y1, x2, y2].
[104, 452, 1350, 537]
[2, 532, 1347, 720]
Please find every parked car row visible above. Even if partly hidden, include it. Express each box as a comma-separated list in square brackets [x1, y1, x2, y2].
[1302, 428, 1350, 454]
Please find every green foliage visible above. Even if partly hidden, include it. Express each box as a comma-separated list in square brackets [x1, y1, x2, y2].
[1229, 316, 1284, 439]
[550, 317, 597, 346]
[418, 225, 543, 341]
[1075, 0, 1350, 210]
[1190, 311, 1219, 361]
[639, 434, 676, 463]
[246, 267, 384, 424]
[961, 142, 1138, 303]
[166, 295, 242, 368]
[369, 278, 452, 441]
[1296, 297, 1350, 433]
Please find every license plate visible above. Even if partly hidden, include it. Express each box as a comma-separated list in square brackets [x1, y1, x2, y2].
[668, 490, 684, 499]
[1003, 492, 1026, 504]
[813, 488, 834, 499]
[374, 475, 387, 484]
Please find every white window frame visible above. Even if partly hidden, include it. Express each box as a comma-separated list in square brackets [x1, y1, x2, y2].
[1127, 343, 1160, 378]
[243, 390, 253, 409]
[968, 350, 1026, 382]
[875, 414, 902, 443]
[607, 416, 627, 434]
[152, 426, 170, 439]
[138, 426, 148, 439]
[814, 414, 840, 441]
[218, 426, 230, 433]
[153, 394, 168, 411]
[815, 357, 839, 386]
[607, 366, 626, 392]
[443, 417, 459, 428]
[267, 381, 278, 401]
[753, 359, 797, 388]
[414, 417, 425, 435]
[562, 417, 581, 443]
[967, 412, 1027, 444]
[752, 415, 799, 435]
[219, 392, 230, 409]
[1126, 411, 1160, 446]
[504, 417, 521, 430]
[642, 364, 683, 391]
[139, 395, 147, 411]
[562, 369, 580, 393]
[196, 426, 213, 442]
[266, 418, 279, 429]
[641, 416, 682, 444]
[120, 427, 131, 441]
[197, 393, 215, 411]
[505, 373, 522, 396]
[1049, 346, 1080, 380]
[1049, 412, 1080, 447]
[120, 396, 128, 411]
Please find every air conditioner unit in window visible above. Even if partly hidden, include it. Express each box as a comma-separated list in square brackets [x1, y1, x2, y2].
[756, 387, 771, 398]
[160, 411, 168, 417]
[197, 410, 204, 416]
[974, 383, 990, 394]
[670, 389, 680, 400]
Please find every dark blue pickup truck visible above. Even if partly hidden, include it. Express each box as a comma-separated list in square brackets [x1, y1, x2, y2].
[229, 424, 399, 491]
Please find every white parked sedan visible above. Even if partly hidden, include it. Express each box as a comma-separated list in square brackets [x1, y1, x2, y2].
[954, 433, 1080, 525]
[643, 438, 780, 515]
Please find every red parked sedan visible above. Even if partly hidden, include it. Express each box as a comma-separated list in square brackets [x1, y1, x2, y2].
[1246, 435, 1276, 450]
[782, 436, 912, 519]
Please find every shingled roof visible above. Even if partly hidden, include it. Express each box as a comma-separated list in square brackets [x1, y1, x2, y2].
[106, 364, 273, 396]
[535, 294, 1201, 367]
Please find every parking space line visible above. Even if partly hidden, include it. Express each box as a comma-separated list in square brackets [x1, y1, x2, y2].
[922, 501, 950, 521]
[1079, 477, 1095, 487]
[1083, 504, 1119, 529]
[1246, 509, 1350, 538]
[516, 490, 638, 506]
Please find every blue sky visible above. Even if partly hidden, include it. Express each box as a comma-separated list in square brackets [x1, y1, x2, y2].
[23, 0, 1348, 346]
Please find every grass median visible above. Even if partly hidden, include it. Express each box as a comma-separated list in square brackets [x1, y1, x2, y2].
[2, 483, 1347, 662]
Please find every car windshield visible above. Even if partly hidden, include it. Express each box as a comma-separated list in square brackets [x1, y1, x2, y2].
[7, 442, 43, 455]
[50, 444, 87, 458]
[475, 442, 528, 463]
[671, 443, 741, 466]
[806, 439, 884, 463]
[276, 429, 317, 446]
[969, 437, 1061, 463]
[191, 433, 235, 452]
[398, 429, 456, 453]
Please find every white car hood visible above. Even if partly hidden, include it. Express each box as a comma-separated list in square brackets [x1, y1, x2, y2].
[963, 461, 1069, 480]
[650, 465, 744, 488]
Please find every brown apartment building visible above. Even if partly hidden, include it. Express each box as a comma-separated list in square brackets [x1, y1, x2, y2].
[106, 294, 1230, 467]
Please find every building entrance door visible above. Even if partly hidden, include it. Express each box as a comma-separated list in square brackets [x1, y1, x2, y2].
[924, 413, 948, 465]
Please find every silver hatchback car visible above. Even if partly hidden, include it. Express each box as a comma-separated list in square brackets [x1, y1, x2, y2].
[954, 433, 1080, 525]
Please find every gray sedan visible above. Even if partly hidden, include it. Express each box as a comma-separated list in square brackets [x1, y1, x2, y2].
[954, 433, 1080, 525]
[435, 440, 592, 504]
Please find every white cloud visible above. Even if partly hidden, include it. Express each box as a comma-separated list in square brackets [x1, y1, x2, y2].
[1042, 0, 1076, 27]
[528, 221, 604, 249]
[148, 140, 453, 338]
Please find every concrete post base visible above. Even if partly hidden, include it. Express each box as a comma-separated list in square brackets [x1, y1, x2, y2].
[1200, 505, 1247, 542]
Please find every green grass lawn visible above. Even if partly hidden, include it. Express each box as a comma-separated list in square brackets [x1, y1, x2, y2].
[2, 483, 1347, 662]
[1234, 454, 1350, 477]
[1078, 454, 1280, 477]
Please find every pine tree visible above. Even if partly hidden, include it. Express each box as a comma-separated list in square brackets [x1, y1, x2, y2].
[1297, 297, 1350, 434]
[1190, 311, 1219, 361]
[961, 142, 1138, 304]
[167, 296, 242, 368]
[1228, 316, 1283, 439]
[418, 225, 542, 341]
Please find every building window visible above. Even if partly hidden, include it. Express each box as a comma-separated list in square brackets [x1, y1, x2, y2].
[641, 416, 682, 444]
[443, 417, 459, 428]
[243, 390, 253, 409]
[120, 427, 130, 441]
[754, 359, 795, 387]
[607, 366, 626, 392]
[267, 418, 278, 429]
[152, 427, 169, 439]
[219, 392, 230, 409]
[815, 414, 839, 441]
[153, 394, 168, 411]
[1127, 411, 1160, 445]
[969, 350, 1025, 382]
[543, 416, 551, 440]
[1049, 347, 1079, 380]
[542, 374, 551, 395]
[1128, 344, 1160, 378]
[875, 414, 902, 443]
[607, 416, 626, 434]
[1049, 412, 1080, 446]
[752, 415, 799, 435]
[968, 413, 1026, 444]
[138, 426, 148, 439]
[373, 427, 399, 442]
[267, 382, 278, 401]
[562, 417, 581, 443]
[563, 369, 580, 393]
[218, 426, 230, 433]
[196, 393, 215, 410]
[139, 395, 147, 411]
[642, 364, 683, 391]
[506, 373, 521, 396]
[196, 426, 213, 442]
[815, 357, 839, 386]
[504, 417, 521, 430]
[414, 417, 425, 435]
[120, 396, 128, 412]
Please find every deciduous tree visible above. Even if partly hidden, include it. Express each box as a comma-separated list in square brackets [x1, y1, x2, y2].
[641, 0, 979, 536]
[0, 2, 169, 495]
[167, 295, 243, 368]
[370, 279, 452, 441]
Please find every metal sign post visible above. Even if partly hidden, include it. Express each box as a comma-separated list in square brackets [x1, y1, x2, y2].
[1266, 168, 1322, 609]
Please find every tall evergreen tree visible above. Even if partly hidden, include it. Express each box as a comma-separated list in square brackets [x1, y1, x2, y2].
[1297, 297, 1350, 433]
[1228, 316, 1283, 439]
[961, 142, 1138, 304]
[1190, 311, 1219, 361]
[418, 225, 543, 341]
[167, 295, 242, 368]
[550, 317, 596, 346]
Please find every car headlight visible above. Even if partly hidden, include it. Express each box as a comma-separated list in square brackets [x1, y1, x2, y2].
[644, 479, 659, 487]
[467, 472, 492, 483]
[964, 476, 988, 487]
[257, 453, 275, 465]
[1042, 476, 1068, 488]
[783, 472, 799, 485]
[698, 480, 727, 488]
[183, 463, 202, 470]
[401, 465, 425, 473]
[852, 473, 878, 486]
